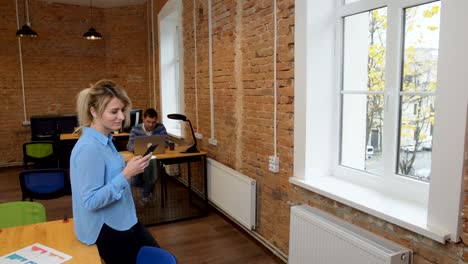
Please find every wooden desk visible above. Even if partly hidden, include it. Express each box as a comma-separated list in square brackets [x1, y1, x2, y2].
[121, 146, 208, 226]
[0, 219, 101, 263]
[120, 146, 206, 161]
[60, 132, 130, 140]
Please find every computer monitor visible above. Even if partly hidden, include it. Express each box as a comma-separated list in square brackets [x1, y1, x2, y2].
[123, 109, 142, 132]
[57, 114, 78, 133]
[30, 116, 57, 141]
[30, 114, 78, 140]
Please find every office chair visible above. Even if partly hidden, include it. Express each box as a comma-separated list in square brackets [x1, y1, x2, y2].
[0, 201, 46, 228]
[19, 168, 71, 201]
[136, 246, 177, 264]
[23, 141, 59, 169]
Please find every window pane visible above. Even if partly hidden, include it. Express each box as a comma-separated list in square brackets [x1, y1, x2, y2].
[397, 2, 440, 181]
[345, 0, 361, 4]
[397, 95, 434, 181]
[341, 94, 384, 175]
[343, 8, 387, 92]
[401, 2, 440, 92]
[341, 7, 386, 175]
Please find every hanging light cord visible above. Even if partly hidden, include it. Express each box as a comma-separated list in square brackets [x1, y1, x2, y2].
[15, 0, 28, 124]
[89, 0, 93, 27]
[25, 0, 30, 26]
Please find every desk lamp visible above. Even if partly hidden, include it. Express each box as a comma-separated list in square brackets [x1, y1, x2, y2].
[167, 114, 199, 153]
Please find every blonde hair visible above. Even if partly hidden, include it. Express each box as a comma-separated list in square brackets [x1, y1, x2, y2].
[75, 79, 132, 134]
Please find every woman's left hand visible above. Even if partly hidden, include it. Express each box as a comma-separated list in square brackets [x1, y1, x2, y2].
[121, 153, 152, 180]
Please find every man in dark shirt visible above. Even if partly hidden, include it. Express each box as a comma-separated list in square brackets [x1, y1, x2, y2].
[127, 108, 167, 206]
[127, 108, 167, 152]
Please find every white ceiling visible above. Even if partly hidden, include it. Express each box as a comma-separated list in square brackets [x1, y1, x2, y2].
[42, 0, 147, 8]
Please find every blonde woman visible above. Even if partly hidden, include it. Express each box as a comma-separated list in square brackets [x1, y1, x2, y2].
[71, 80, 159, 264]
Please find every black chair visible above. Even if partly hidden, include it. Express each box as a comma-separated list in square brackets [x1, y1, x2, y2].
[23, 141, 59, 169]
[19, 169, 71, 201]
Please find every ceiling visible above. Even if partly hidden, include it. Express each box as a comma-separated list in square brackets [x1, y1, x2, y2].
[42, 0, 147, 8]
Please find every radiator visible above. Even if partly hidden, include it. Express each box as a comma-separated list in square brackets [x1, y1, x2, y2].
[289, 205, 412, 264]
[207, 158, 257, 230]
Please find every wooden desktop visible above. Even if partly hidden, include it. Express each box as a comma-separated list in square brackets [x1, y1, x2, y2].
[60, 132, 130, 140]
[0, 219, 101, 263]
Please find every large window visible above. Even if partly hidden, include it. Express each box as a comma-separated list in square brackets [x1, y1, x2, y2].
[339, 2, 440, 184]
[159, 0, 184, 137]
[293, 0, 468, 243]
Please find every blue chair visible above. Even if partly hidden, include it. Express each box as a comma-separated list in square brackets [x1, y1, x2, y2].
[0, 201, 46, 228]
[137, 246, 177, 264]
[19, 169, 71, 201]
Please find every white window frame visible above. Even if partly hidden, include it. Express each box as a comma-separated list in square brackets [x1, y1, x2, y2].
[159, 0, 184, 138]
[291, 0, 468, 243]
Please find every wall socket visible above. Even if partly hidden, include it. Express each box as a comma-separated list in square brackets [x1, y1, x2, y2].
[209, 138, 217, 145]
[268, 156, 279, 173]
[22, 120, 31, 126]
[195, 132, 203, 139]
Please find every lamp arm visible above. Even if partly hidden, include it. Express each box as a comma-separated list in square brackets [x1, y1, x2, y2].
[187, 119, 197, 147]
[182, 119, 199, 153]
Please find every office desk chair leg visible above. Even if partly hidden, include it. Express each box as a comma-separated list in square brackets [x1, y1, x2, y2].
[158, 162, 169, 208]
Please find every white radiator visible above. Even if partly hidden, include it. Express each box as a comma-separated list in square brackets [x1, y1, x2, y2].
[207, 158, 256, 230]
[289, 205, 412, 264]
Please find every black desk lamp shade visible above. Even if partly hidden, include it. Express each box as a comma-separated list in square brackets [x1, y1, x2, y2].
[167, 114, 199, 153]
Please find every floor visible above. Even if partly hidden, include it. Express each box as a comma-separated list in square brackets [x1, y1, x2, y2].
[0, 166, 284, 264]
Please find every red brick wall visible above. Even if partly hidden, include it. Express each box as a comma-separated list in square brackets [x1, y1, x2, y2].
[1, 0, 467, 263]
[182, 0, 468, 263]
[0, 0, 151, 165]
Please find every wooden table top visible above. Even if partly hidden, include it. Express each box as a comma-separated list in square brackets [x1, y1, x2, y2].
[120, 146, 207, 162]
[60, 132, 130, 140]
[0, 219, 101, 263]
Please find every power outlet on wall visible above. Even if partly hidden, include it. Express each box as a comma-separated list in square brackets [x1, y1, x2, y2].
[268, 156, 279, 173]
[22, 120, 31, 126]
[195, 132, 203, 139]
[209, 138, 217, 145]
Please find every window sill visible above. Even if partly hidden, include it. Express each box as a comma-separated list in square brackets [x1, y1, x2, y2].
[289, 175, 450, 243]
[167, 132, 182, 140]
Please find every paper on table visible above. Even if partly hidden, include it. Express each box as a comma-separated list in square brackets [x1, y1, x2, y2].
[0, 243, 72, 264]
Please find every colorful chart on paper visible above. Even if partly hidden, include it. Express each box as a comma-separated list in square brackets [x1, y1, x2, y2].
[0, 243, 72, 264]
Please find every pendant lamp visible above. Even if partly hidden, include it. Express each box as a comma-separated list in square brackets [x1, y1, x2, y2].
[83, 0, 102, 40]
[16, 0, 37, 38]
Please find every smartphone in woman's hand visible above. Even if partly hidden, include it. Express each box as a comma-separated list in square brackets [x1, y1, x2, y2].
[143, 144, 158, 156]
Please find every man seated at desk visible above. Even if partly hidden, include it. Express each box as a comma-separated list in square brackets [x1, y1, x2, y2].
[127, 108, 167, 206]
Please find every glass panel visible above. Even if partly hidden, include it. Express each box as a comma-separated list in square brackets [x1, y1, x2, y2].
[343, 7, 387, 92]
[401, 2, 440, 92]
[341, 94, 384, 175]
[397, 2, 440, 181]
[341, 7, 386, 175]
[397, 95, 435, 181]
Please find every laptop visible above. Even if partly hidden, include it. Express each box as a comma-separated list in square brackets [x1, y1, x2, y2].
[134, 135, 167, 155]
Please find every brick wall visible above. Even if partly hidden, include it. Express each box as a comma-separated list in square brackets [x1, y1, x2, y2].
[1, 0, 467, 263]
[0, 0, 151, 165]
[182, 0, 468, 263]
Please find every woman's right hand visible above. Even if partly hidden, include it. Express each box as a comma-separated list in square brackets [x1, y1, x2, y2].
[122, 153, 152, 180]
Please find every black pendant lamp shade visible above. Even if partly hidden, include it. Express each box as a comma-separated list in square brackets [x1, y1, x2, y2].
[16, 0, 37, 38]
[83, 27, 102, 40]
[16, 24, 37, 38]
[83, 0, 102, 40]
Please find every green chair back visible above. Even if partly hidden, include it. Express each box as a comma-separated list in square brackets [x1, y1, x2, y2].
[23, 141, 59, 169]
[25, 143, 54, 158]
[0, 201, 47, 228]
